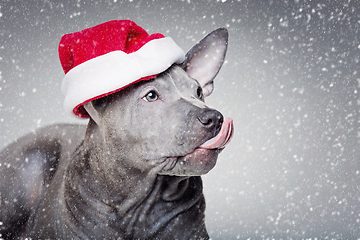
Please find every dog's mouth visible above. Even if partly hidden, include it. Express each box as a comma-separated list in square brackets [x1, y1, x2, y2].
[159, 118, 234, 176]
[198, 118, 234, 150]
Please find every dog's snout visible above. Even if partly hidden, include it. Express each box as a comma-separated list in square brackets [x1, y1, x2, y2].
[198, 110, 224, 135]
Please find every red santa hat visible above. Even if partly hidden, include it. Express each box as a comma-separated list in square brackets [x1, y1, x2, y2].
[59, 20, 185, 118]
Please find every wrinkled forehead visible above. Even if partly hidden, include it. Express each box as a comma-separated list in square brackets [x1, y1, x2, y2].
[167, 65, 201, 91]
[151, 65, 201, 93]
[118, 65, 200, 99]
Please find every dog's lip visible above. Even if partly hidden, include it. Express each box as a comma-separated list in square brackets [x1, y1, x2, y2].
[198, 118, 234, 150]
[164, 118, 233, 166]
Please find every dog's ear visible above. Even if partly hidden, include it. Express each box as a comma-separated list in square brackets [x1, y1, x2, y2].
[182, 28, 228, 97]
[83, 101, 102, 125]
[84, 94, 115, 124]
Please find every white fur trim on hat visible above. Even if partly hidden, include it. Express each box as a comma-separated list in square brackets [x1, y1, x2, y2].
[61, 37, 185, 117]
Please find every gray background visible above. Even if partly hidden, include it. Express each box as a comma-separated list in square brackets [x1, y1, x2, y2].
[1, 0, 360, 239]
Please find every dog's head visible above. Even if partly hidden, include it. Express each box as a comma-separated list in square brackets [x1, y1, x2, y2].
[84, 28, 233, 176]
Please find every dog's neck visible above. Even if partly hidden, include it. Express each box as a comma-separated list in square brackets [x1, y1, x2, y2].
[63, 121, 209, 239]
[66, 119, 163, 213]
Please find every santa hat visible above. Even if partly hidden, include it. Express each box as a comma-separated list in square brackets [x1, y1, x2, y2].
[59, 20, 185, 118]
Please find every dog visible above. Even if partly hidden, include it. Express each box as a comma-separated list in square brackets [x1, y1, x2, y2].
[0, 24, 233, 239]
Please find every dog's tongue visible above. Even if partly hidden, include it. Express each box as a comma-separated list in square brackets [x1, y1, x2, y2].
[199, 118, 234, 150]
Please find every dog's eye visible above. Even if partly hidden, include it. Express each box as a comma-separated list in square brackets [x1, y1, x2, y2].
[197, 87, 203, 99]
[143, 91, 159, 102]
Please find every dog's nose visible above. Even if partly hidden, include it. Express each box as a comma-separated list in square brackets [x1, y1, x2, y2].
[198, 109, 224, 135]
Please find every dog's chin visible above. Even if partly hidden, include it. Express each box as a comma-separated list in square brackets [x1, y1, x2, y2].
[158, 148, 221, 176]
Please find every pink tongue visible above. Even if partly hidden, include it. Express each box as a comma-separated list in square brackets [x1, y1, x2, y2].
[199, 118, 234, 150]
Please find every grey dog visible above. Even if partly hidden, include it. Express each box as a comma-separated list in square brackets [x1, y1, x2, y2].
[0, 27, 233, 239]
